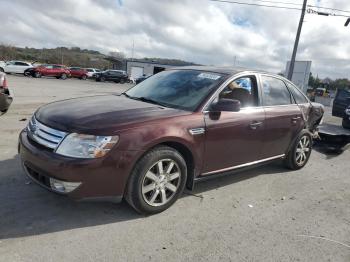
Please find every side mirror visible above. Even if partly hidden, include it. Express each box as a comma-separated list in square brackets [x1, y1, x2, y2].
[210, 98, 241, 112]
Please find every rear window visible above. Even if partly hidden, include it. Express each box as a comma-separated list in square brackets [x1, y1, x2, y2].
[336, 89, 350, 101]
[286, 82, 309, 104]
[261, 76, 292, 106]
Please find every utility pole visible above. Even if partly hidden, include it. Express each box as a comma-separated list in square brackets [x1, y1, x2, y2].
[287, 0, 307, 80]
[131, 39, 135, 62]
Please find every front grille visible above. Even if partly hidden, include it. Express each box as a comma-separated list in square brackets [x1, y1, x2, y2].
[27, 116, 67, 150]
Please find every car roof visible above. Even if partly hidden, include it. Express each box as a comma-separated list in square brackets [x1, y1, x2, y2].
[169, 65, 270, 76]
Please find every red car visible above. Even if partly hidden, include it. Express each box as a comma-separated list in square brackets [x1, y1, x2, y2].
[33, 64, 70, 80]
[68, 67, 88, 80]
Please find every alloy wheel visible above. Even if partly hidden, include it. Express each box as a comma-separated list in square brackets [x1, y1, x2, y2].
[141, 159, 181, 207]
[295, 135, 311, 166]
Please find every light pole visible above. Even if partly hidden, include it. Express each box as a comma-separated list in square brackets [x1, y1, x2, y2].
[287, 0, 308, 80]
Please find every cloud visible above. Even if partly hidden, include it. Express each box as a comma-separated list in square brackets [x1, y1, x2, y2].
[0, 0, 349, 78]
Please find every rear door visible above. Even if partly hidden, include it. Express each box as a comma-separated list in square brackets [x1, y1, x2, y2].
[14, 61, 30, 73]
[259, 74, 304, 158]
[332, 89, 350, 117]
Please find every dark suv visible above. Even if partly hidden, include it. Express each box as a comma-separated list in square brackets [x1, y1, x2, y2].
[332, 88, 350, 129]
[19, 67, 324, 214]
[94, 70, 129, 83]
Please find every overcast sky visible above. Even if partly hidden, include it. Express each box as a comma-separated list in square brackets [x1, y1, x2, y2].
[1, 0, 350, 78]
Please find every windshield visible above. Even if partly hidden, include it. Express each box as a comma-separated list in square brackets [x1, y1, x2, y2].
[125, 70, 226, 111]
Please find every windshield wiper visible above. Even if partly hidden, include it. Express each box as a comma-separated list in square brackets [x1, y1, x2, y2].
[122, 93, 169, 108]
[135, 97, 169, 108]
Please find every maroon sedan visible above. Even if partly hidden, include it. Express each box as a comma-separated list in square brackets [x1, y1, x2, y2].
[19, 67, 324, 214]
[68, 67, 88, 80]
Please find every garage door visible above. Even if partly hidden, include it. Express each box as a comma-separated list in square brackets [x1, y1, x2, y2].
[130, 67, 144, 79]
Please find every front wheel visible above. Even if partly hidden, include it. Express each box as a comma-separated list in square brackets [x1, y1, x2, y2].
[125, 146, 187, 215]
[284, 130, 312, 170]
[81, 75, 87, 80]
[61, 73, 67, 80]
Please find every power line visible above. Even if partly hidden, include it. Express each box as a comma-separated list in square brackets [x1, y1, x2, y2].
[209, 0, 302, 10]
[244, 0, 303, 6]
[307, 5, 350, 15]
[307, 8, 350, 18]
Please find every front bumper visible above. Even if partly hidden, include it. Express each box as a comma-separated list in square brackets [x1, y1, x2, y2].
[19, 129, 143, 202]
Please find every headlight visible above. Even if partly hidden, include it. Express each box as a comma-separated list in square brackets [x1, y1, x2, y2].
[56, 133, 119, 158]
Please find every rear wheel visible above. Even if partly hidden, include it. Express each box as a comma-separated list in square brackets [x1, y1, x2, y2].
[81, 75, 87, 80]
[0, 68, 4, 72]
[34, 72, 42, 78]
[120, 79, 125, 84]
[125, 146, 187, 215]
[61, 73, 67, 80]
[100, 76, 105, 82]
[342, 119, 350, 129]
[284, 130, 312, 170]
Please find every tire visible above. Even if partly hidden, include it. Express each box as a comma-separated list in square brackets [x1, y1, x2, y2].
[342, 119, 350, 129]
[61, 73, 67, 80]
[120, 79, 125, 84]
[34, 72, 42, 78]
[0, 68, 4, 72]
[284, 130, 312, 170]
[81, 75, 87, 80]
[100, 77, 105, 82]
[125, 146, 187, 215]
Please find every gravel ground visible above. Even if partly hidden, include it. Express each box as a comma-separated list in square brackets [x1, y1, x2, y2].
[0, 74, 349, 262]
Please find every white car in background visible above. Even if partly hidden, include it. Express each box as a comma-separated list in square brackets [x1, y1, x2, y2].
[85, 68, 101, 78]
[0, 61, 33, 74]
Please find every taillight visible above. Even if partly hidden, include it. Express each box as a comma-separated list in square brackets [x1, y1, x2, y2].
[0, 76, 7, 89]
[3, 77, 8, 89]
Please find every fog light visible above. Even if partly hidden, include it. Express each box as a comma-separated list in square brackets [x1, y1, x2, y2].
[49, 178, 81, 193]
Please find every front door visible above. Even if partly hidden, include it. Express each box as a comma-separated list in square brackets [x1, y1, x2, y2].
[202, 75, 265, 175]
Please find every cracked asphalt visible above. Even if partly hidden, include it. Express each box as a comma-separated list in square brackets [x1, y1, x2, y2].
[0, 75, 349, 262]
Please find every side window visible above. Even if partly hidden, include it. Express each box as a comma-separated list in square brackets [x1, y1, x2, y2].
[261, 76, 292, 106]
[15, 62, 28, 66]
[45, 65, 53, 69]
[286, 82, 309, 104]
[219, 76, 259, 107]
[53, 65, 62, 69]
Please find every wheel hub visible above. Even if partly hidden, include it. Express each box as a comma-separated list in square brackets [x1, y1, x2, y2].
[141, 159, 181, 207]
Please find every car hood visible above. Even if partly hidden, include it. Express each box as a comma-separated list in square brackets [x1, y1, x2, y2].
[35, 95, 190, 135]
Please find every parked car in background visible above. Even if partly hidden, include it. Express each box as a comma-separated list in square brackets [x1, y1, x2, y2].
[333, 88, 350, 116]
[19, 67, 324, 214]
[0, 61, 33, 75]
[94, 70, 129, 83]
[32, 64, 71, 79]
[0, 72, 13, 114]
[85, 68, 101, 78]
[135, 74, 150, 84]
[69, 67, 88, 80]
[343, 106, 350, 129]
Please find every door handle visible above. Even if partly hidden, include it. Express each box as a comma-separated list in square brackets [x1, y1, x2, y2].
[250, 121, 262, 129]
[292, 116, 301, 121]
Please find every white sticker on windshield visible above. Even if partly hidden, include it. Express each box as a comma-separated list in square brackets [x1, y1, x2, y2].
[197, 73, 221, 80]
